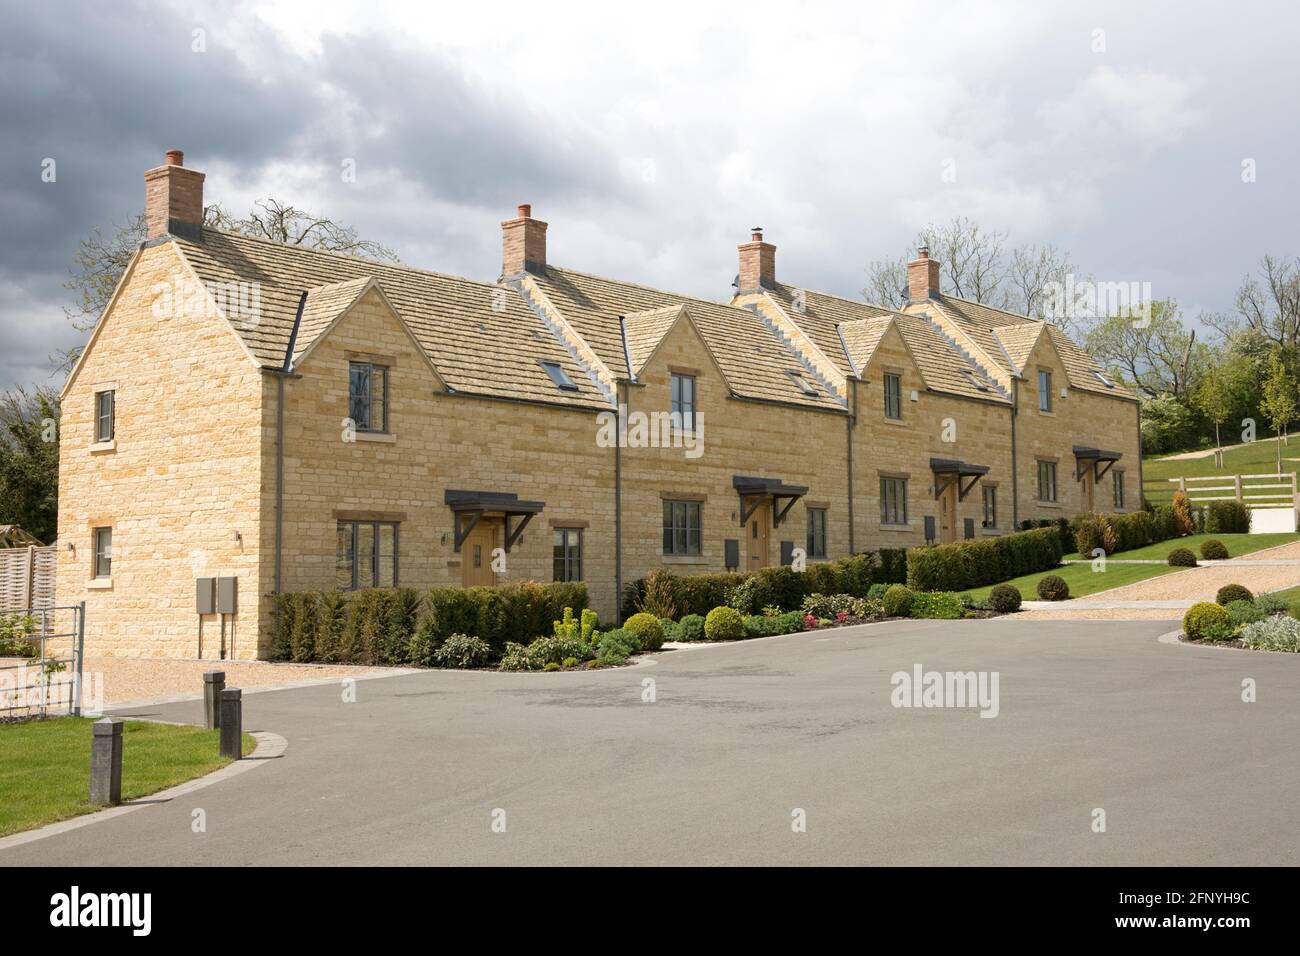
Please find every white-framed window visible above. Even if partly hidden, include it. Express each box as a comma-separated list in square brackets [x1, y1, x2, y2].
[92, 527, 112, 578]
[95, 389, 115, 442]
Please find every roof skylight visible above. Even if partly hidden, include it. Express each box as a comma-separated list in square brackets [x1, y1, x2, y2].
[539, 360, 578, 391]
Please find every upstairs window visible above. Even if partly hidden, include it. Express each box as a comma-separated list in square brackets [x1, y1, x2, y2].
[539, 360, 578, 391]
[349, 362, 389, 432]
[1037, 369, 1053, 412]
[95, 389, 115, 442]
[670, 373, 696, 431]
[884, 373, 902, 420]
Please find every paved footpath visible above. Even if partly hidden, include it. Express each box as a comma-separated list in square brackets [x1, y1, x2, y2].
[2, 618, 1297, 866]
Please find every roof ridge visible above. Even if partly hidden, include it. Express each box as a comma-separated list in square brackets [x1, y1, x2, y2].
[195, 227, 506, 294]
[546, 263, 749, 314]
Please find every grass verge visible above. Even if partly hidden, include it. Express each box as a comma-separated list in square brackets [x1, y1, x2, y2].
[0, 717, 255, 837]
[1062, 532, 1299, 562]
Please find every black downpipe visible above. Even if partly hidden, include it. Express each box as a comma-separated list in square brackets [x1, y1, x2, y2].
[1010, 378, 1019, 530]
[847, 378, 857, 554]
[614, 381, 625, 624]
[274, 291, 308, 595]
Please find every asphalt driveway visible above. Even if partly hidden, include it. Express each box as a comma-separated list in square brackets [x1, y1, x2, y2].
[3, 618, 1298, 866]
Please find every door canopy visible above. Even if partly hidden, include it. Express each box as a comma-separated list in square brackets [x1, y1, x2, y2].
[732, 475, 809, 528]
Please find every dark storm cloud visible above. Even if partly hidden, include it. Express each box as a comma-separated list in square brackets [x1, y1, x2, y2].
[0, 3, 616, 389]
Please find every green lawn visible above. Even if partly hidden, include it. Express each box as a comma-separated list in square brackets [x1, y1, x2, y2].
[1142, 439, 1298, 505]
[1062, 532, 1299, 562]
[964, 561, 1182, 602]
[965, 532, 1300, 603]
[0, 717, 255, 837]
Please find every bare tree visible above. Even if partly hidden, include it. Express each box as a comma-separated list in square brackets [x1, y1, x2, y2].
[204, 199, 398, 263]
[863, 218, 1081, 332]
[1205, 255, 1300, 348]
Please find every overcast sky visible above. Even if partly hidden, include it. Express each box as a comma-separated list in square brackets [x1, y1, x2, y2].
[2, 0, 1297, 390]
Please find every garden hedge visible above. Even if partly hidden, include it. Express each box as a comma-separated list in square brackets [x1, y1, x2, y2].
[905, 526, 1063, 593]
[621, 550, 898, 620]
[270, 580, 588, 664]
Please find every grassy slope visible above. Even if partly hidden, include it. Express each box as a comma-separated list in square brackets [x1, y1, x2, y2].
[965, 532, 1299, 603]
[1062, 532, 1299, 561]
[1142, 439, 1298, 504]
[0, 717, 255, 837]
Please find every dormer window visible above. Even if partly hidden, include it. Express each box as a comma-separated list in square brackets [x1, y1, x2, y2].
[539, 360, 578, 391]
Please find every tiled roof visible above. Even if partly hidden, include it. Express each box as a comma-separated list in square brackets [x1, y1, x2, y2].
[173, 230, 609, 409]
[622, 305, 686, 378]
[925, 294, 1135, 400]
[168, 227, 1128, 414]
[530, 266, 841, 408]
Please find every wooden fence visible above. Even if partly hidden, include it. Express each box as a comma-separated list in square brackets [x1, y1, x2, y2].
[1142, 472, 1299, 529]
[0, 545, 57, 613]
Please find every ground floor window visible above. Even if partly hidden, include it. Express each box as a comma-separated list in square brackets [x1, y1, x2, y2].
[553, 527, 583, 581]
[92, 527, 112, 578]
[1113, 471, 1125, 509]
[982, 485, 997, 529]
[1037, 461, 1057, 503]
[880, 477, 907, 525]
[807, 507, 827, 558]
[663, 500, 702, 556]
[336, 521, 398, 590]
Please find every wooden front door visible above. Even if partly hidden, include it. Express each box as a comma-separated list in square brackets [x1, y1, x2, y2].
[938, 481, 958, 544]
[461, 522, 497, 587]
[746, 500, 771, 570]
[1081, 469, 1095, 512]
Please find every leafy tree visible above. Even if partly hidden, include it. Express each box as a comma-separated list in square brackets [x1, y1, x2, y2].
[0, 387, 60, 545]
[1191, 348, 1252, 464]
[1260, 354, 1298, 472]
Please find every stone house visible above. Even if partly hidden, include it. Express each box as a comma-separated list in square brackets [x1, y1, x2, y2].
[56, 151, 1140, 658]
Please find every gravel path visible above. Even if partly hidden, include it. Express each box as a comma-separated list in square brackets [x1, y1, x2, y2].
[1014, 539, 1300, 622]
[82, 658, 399, 708]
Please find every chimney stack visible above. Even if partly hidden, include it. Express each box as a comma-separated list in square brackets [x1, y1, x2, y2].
[737, 227, 776, 291]
[501, 203, 547, 276]
[907, 245, 941, 302]
[144, 149, 205, 241]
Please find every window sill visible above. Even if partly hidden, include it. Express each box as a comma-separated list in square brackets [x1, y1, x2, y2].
[880, 417, 906, 426]
[1038, 410, 1056, 417]
[877, 523, 914, 533]
[662, 555, 708, 565]
[1035, 501, 1062, 509]
[355, 431, 397, 444]
[89, 440, 116, 454]
[86, 578, 113, 591]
